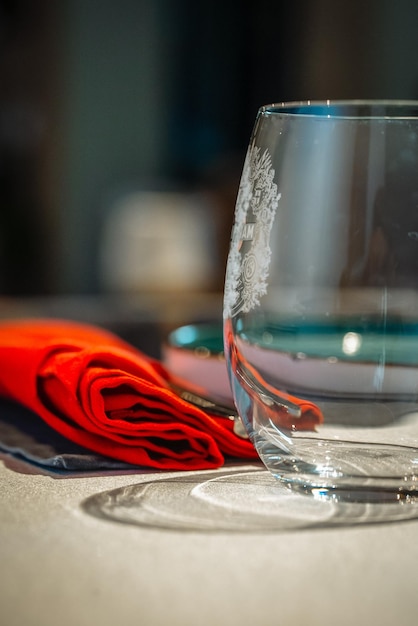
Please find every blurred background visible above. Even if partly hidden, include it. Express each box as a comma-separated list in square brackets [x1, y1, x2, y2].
[1, 0, 418, 301]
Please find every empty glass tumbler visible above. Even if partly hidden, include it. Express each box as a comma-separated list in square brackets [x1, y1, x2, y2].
[224, 101, 418, 501]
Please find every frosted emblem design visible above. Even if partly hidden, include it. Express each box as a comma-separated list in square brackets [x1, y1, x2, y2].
[224, 146, 281, 318]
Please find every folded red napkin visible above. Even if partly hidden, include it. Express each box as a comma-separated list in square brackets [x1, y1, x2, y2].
[0, 319, 258, 470]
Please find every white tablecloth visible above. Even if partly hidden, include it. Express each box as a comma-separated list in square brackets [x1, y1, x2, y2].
[1, 453, 418, 626]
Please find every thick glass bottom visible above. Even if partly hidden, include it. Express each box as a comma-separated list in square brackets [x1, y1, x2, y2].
[255, 435, 418, 503]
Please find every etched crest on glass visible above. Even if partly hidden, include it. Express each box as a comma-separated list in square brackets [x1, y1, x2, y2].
[224, 146, 281, 318]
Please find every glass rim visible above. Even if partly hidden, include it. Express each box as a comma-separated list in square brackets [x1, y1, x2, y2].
[260, 100, 418, 120]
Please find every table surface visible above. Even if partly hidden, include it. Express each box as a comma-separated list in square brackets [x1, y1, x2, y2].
[1, 453, 418, 626]
[1, 295, 418, 626]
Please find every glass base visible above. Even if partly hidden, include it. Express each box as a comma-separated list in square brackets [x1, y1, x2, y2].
[255, 436, 418, 504]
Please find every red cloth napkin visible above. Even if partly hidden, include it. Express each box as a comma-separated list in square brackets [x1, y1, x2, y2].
[0, 319, 258, 470]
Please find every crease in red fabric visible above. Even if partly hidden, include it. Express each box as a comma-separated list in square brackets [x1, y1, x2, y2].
[0, 319, 257, 470]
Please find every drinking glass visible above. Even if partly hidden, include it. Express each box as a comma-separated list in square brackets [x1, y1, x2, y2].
[224, 100, 418, 502]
